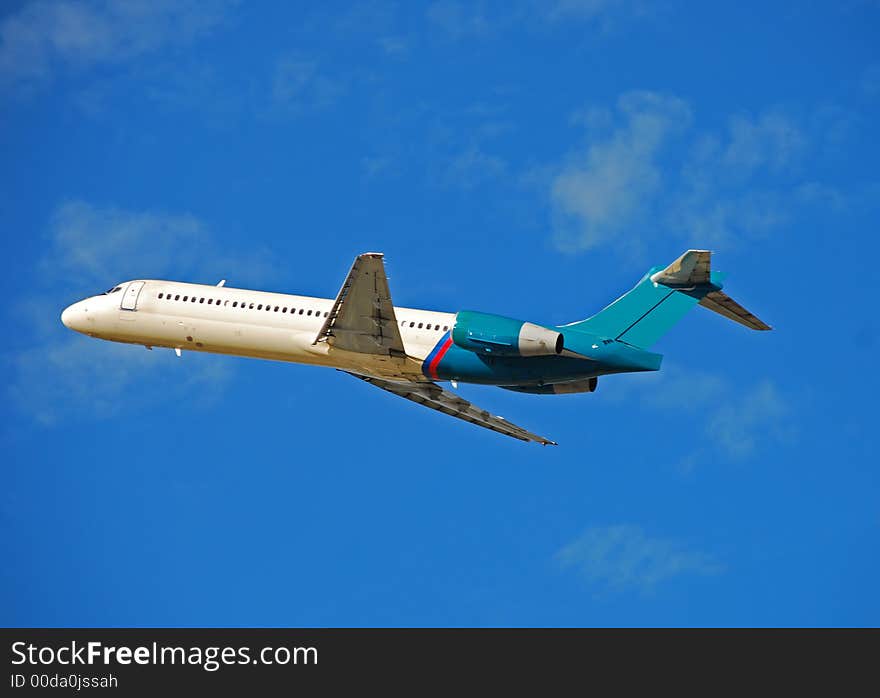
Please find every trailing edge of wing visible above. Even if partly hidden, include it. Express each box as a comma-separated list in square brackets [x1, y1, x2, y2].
[314, 253, 407, 355]
[345, 372, 557, 445]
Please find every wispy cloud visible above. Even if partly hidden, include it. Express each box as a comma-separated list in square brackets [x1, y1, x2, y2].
[550, 91, 691, 253]
[272, 57, 345, 113]
[721, 111, 805, 174]
[705, 380, 791, 461]
[8, 336, 231, 426]
[0, 0, 234, 88]
[360, 99, 515, 189]
[861, 63, 880, 98]
[7, 200, 275, 425]
[426, 1, 492, 39]
[377, 36, 408, 58]
[542, 0, 653, 28]
[44, 200, 276, 289]
[442, 146, 508, 189]
[597, 365, 794, 467]
[425, 0, 649, 39]
[546, 90, 822, 255]
[556, 524, 723, 594]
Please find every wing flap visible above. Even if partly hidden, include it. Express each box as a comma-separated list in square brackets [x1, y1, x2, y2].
[346, 373, 557, 445]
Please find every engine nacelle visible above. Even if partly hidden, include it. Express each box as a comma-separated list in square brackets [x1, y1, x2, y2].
[502, 377, 598, 395]
[452, 310, 563, 357]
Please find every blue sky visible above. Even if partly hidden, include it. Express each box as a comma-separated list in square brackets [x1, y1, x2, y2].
[2, 1, 878, 627]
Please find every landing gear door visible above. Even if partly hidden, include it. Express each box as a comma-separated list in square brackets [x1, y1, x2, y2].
[121, 281, 145, 311]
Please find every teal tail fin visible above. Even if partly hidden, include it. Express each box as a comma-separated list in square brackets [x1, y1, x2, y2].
[564, 250, 771, 349]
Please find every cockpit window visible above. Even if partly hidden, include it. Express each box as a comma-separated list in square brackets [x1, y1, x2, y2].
[104, 286, 122, 294]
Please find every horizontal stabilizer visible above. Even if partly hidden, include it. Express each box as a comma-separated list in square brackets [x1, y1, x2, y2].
[649, 249, 711, 288]
[699, 290, 771, 331]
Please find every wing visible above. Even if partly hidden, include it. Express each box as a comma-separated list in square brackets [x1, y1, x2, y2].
[346, 372, 557, 445]
[314, 252, 407, 355]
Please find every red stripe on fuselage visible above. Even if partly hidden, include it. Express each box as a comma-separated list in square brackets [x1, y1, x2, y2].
[428, 335, 454, 380]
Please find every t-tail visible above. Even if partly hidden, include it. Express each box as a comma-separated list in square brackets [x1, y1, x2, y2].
[563, 250, 771, 349]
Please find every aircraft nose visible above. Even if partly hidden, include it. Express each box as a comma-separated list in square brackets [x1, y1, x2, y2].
[61, 303, 87, 332]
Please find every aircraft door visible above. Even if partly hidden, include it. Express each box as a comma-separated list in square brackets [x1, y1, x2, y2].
[120, 281, 145, 311]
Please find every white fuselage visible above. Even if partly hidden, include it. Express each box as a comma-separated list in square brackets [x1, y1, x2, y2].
[61, 280, 456, 381]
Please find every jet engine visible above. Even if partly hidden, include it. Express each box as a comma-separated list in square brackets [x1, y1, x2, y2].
[451, 310, 563, 356]
[501, 377, 598, 395]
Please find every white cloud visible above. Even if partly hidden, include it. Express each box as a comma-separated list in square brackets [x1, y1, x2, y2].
[722, 111, 805, 174]
[705, 380, 791, 460]
[8, 334, 231, 426]
[443, 146, 508, 189]
[426, 1, 492, 39]
[548, 91, 812, 254]
[44, 200, 276, 289]
[556, 524, 722, 593]
[425, 0, 648, 38]
[0, 0, 234, 87]
[550, 91, 691, 252]
[595, 365, 793, 466]
[377, 36, 408, 57]
[272, 58, 344, 112]
[543, 0, 651, 27]
[8, 200, 276, 425]
[861, 63, 880, 98]
[546, 0, 621, 20]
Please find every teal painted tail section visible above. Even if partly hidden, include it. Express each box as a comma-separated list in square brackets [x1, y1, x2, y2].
[564, 250, 770, 349]
[564, 270, 703, 348]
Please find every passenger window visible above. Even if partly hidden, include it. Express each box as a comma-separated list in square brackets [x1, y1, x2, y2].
[183, 296, 188, 301]
[249, 303, 255, 309]
[299, 309, 304, 314]
[409, 322, 415, 328]
[232, 301, 238, 307]
[158, 293, 164, 299]
[443, 326, 449, 331]
[175, 295, 180, 301]
[418, 323, 423, 329]
[324, 312, 329, 317]
[307, 310, 312, 316]
[282, 307, 287, 313]
[257, 304, 263, 310]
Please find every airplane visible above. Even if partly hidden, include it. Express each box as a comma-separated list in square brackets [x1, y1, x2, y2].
[60, 249, 770, 445]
